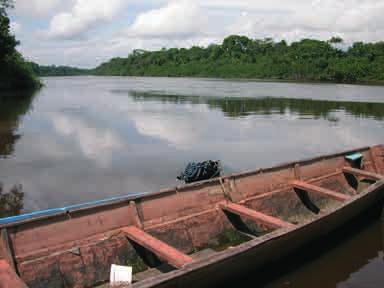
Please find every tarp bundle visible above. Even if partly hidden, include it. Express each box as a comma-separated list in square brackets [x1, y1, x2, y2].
[177, 160, 221, 183]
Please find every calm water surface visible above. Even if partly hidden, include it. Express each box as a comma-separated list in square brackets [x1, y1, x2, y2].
[1, 76, 384, 287]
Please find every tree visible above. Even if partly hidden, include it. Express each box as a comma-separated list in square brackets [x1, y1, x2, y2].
[0, 0, 41, 91]
[0, 0, 13, 10]
[0, 3, 17, 59]
[329, 36, 343, 44]
[93, 34, 384, 84]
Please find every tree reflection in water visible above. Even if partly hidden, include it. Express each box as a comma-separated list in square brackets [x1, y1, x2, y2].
[128, 91, 384, 121]
[0, 90, 35, 217]
[0, 183, 24, 217]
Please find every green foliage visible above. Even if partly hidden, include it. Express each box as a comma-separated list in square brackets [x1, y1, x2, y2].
[329, 36, 343, 44]
[94, 35, 384, 84]
[29, 62, 90, 76]
[0, 0, 13, 11]
[0, 2, 41, 91]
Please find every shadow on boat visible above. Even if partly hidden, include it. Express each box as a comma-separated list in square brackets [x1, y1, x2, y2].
[220, 202, 384, 288]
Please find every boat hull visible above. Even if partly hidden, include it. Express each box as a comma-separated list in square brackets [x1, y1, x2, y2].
[135, 179, 384, 288]
[0, 145, 383, 288]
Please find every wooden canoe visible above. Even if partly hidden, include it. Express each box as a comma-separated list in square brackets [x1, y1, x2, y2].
[1, 145, 384, 288]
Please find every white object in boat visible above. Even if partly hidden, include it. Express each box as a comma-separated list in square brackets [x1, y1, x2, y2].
[110, 264, 132, 286]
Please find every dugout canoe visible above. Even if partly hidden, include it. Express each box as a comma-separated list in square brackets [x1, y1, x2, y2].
[1, 145, 384, 288]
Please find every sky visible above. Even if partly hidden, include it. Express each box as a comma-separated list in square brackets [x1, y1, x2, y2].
[8, 0, 384, 68]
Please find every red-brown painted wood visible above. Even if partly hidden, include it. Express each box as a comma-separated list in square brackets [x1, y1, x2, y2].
[291, 180, 350, 201]
[0, 260, 27, 288]
[2, 145, 382, 288]
[220, 202, 294, 229]
[0, 229, 15, 272]
[121, 226, 193, 269]
[342, 167, 384, 181]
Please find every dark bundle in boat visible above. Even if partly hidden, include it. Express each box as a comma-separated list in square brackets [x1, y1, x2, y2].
[177, 160, 221, 183]
[0, 145, 384, 288]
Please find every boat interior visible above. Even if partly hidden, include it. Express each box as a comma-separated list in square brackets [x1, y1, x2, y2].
[1, 146, 383, 288]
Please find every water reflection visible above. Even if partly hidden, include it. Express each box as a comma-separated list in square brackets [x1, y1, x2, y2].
[128, 91, 384, 120]
[0, 91, 36, 158]
[0, 183, 24, 217]
[52, 112, 125, 167]
[1, 77, 384, 214]
[0, 91, 34, 216]
[0, 77, 384, 287]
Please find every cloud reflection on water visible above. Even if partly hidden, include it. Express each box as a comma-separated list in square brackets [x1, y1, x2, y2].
[0, 77, 384, 212]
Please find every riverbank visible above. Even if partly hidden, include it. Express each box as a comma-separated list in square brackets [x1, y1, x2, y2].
[92, 36, 384, 84]
[36, 73, 384, 87]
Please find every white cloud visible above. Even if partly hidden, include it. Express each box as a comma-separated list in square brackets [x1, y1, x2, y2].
[14, 0, 61, 16]
[46, 0, 126, 39]
[127, 0, 209, 38]
[226, 0, 384, 43]
[12, 0, 384, 66]
[127, 0, 384, 41]
[10, 21, 21, 35]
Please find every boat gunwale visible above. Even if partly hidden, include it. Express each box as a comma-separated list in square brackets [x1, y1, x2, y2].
[13, 175, 384, 286]
[12, 167, 347, 263]
[133, 177, 384, 288]
[222, 146, 371, 180]
[0, 145, 376, 229]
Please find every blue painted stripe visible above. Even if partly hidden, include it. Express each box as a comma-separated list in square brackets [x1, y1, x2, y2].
[0, 192, 147, 226]
[0, 208, 66, 225]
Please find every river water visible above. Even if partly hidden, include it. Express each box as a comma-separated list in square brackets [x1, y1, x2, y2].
[0, 76, 383, 287]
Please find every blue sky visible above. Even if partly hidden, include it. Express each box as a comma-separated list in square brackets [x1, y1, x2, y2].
[9, 0, 384, 68]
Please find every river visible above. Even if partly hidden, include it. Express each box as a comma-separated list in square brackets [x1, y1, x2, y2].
[0, 76, 383, 287]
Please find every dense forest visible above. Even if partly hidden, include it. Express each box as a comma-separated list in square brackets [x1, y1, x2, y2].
[29, 62, 90, 77]
[0, 0, 40, 91]
[94, 35, 384, 83]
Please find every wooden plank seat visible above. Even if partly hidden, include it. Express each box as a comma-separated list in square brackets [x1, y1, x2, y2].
[121, 226, 193, 269]
[342, 167, 384, 181]
[291, 180, 350, 202]
[220, 202, 294, 229]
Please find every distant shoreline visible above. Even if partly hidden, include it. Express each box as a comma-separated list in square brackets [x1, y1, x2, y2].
[33, 35, 384, 87]
[38, 74, 384, 87]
